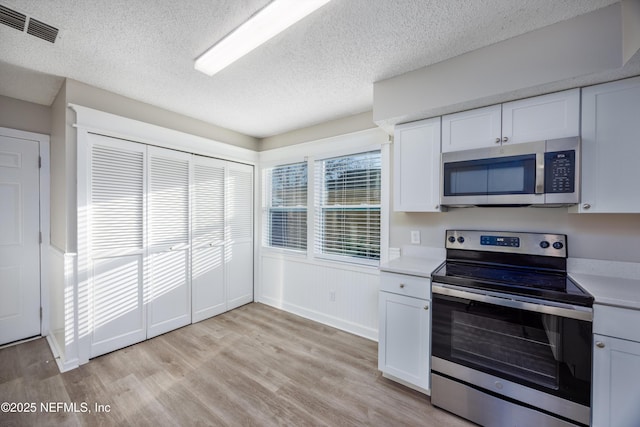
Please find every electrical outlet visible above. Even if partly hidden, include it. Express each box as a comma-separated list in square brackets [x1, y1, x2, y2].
[330, 290, 336, 302]
[411, 230, 421, 244]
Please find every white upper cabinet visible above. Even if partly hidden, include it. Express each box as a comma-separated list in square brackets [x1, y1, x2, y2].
[574, 76, 640, 213]
[442, 89, 580, 152]
[393, 117, 442, 212]
[502, 88, 580, 144]
[441, 105, 501, 152]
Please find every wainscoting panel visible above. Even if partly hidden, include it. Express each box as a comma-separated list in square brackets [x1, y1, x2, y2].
[259, 253, 379, 340]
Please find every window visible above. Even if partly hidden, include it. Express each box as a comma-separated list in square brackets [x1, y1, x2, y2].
[314, 151, 381, 263]
[263, 162, 307, 251]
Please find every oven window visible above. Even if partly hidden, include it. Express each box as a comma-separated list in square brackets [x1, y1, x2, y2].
[443, 154, 536, 196]
[451, 310, 559, 389]
[432, 293, 592, 405]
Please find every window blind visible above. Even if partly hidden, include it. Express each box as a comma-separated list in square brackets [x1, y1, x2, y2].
[263, 162, 307, 251]
[314, 151, 381, 263]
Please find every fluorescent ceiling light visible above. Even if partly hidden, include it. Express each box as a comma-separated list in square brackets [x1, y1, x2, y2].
[195, 0, 331, 76]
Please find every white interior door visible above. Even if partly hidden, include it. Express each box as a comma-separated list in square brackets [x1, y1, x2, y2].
[146, 147, 191, 338]
[191, 156, 226, 322]
[89, 136, 147, 358]
[0, 135, 41, 345]
[226, 163, 254, 310]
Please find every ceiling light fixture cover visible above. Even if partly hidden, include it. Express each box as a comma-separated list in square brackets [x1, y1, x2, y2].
[195, 0, 331, 76]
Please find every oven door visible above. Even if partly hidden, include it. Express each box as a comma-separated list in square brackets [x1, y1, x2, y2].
[431, 284, 592, 423]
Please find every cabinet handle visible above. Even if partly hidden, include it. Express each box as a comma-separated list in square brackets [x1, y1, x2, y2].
[495, 138, 501, 144]
[399, 284, 405, 288]
[583, 203, 591, 210]
[424, 304, 429, 310]
[595, 341, 605, 349]
[502, 136, 509, 143]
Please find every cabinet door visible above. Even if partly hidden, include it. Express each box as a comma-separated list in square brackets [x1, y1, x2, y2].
[226, 162, 254, 310]
[147, 147, 192, 338]
[577, 77, 640, 213]
[592, 335, 640, 427]
[501, 88, 580, 144]
[191, 156, 226, 322]
[393, 118, 441, 212]
[378, 291, 430, 391]
[441, 105, 501, 152]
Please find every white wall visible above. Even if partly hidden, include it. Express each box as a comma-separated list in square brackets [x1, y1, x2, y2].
[0, 95, 51, 135]
[391, 208, 640, 263]
[259, 111, 376, 151]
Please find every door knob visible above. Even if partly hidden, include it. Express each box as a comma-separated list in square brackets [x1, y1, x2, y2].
[399, 284, 405, 288]
[495, 138, 501, 143]
[424, 305, 429, 310]
[583, 203, 591, 210]
[502, 137, 509, 142]
[595, 341, 605, 348]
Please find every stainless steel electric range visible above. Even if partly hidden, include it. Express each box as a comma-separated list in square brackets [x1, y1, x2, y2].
[430, 230, 593, 427]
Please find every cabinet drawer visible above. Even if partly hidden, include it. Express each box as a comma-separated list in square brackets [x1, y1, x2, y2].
[594, 304, 640, 342]
[380, 272, 430, 299]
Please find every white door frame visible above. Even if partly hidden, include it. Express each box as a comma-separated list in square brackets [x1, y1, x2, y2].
[0, 127, 50, 340]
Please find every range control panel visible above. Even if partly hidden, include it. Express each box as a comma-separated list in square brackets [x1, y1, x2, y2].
[480, 235, 520, 247]
[446, 230, 567, 258]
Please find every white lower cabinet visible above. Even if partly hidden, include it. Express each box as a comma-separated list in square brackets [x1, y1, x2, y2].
[378, 272, 431, 392]
[592, 304, 640, 427]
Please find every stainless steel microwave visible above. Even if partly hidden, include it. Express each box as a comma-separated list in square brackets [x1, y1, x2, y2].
[440, 137, 580, 206]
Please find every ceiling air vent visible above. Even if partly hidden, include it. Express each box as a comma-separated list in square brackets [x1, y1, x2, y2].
[0, 4, 26, 31]
[27, 17, 58, 43]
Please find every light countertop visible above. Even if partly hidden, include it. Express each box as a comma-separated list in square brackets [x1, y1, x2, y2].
[379, 255, 444, 278]
[380, 252, 640, 311]
[568, 257, 640, 311]
[570, 273, 640, 310]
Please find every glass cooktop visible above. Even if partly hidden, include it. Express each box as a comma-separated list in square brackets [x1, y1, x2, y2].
[431, 261, 593, 307]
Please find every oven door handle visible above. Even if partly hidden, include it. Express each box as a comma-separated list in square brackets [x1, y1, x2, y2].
[432, 283, 592, 322]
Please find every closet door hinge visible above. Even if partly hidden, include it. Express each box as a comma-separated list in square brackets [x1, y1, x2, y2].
[39, 156, 42, 169]
[40, 307, 42, 320]
[39, 231, 42, 244]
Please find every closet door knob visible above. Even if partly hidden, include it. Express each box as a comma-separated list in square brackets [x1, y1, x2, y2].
[583, 203, 591, 210]
[495, 138, 501, 143]
[502, 137, 509, 142]
[595, 341, 605, 349]
[399, 284, 405, 289]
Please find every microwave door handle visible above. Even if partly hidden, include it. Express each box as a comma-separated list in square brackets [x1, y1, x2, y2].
[535, 152, 545, 194]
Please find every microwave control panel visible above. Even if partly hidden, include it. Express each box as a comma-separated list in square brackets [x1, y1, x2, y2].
[544, 150, 575, 194]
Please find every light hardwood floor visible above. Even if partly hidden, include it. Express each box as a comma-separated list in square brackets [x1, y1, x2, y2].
[0, 303, 474, 426]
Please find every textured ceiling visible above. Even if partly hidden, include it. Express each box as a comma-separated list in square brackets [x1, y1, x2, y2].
[0, 0, 621, 138]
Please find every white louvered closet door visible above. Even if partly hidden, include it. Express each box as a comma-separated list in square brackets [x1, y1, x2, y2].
[191, 156, 226, 322]
[89, 135, 147, 358]
[147, 147, 192, 338]
[226, 162, 254, 310]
